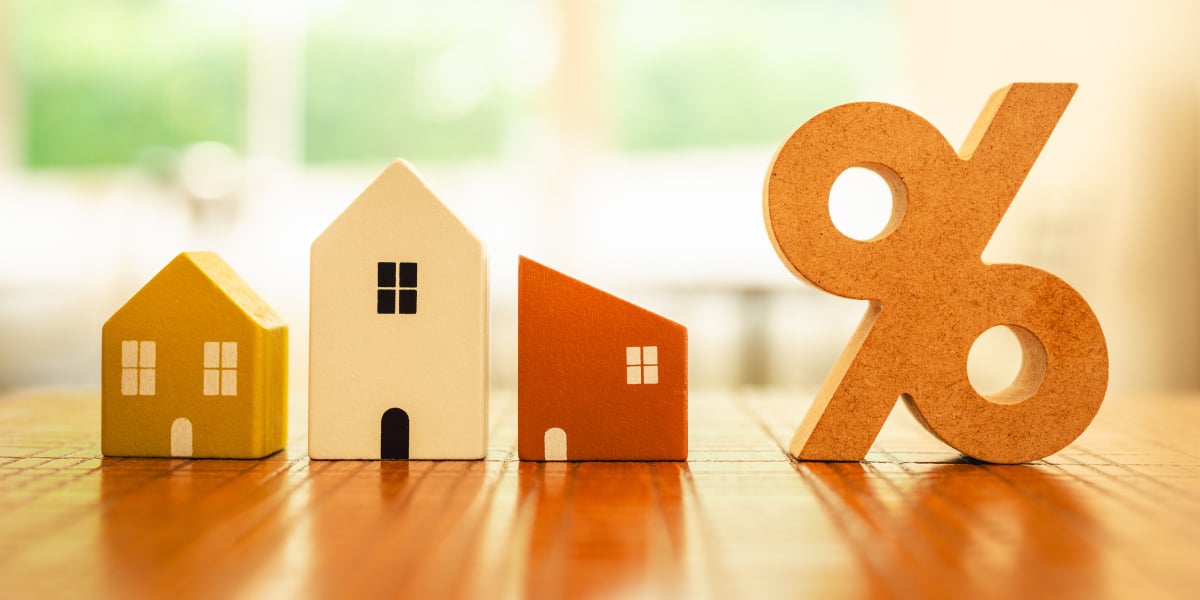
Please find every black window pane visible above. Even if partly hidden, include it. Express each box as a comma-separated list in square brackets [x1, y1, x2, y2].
[378, 262, 396, 287]
[398, 290, 417, 314]
[398, 262, 418, 287]
[377, 289, 396, 314]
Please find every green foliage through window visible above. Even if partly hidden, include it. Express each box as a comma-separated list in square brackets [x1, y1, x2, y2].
[14, 0, 245, 168]
[8, 0, 894, 168]
[606, 2, 893, 151]
[304, 2, 533, 163]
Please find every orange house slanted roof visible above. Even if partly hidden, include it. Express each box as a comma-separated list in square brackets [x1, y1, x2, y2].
[518, 257, 687, 461]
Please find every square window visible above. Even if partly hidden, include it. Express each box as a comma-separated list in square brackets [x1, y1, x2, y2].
[398, 262, 418, 287]
[398, 289, 417, 314]
[378, 261, 396, 287]
[377, 289, 396, 314]
[625, 344, 660, 385]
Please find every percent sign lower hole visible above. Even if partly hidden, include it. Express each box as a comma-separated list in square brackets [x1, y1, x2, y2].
[967, 324, 1047, 405]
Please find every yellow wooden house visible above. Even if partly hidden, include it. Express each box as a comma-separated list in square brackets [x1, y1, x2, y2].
[101, 252, 288, 458]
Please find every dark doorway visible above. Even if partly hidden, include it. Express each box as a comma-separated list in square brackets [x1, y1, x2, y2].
[381, 408, 410, 459]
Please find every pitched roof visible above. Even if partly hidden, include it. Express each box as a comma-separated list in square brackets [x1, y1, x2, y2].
[115, 252, 285, 330]
[313, 159, 480, 249]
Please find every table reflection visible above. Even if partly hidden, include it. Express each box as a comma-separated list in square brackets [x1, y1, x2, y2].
[798, 461, 1101, 598]
[517, 461, 690, 598]
[99, 457, 292, 598]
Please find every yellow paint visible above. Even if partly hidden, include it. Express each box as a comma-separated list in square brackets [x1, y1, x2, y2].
[102, 252, 288, 458]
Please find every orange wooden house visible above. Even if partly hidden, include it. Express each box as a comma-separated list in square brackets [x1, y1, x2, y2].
[518, 257, 687, 461]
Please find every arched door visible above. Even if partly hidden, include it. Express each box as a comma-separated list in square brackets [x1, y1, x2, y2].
[171, 417, 193, 457]
[381, 408, 410, 459]
[544, 427, 567, 461]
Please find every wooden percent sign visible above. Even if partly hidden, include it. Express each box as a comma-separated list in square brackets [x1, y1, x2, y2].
[764, 83, 1108, 464]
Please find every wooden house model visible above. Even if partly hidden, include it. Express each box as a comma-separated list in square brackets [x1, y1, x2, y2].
[101, 252, 288, 458]
[309, 159, 488, 460]
[518, 257, 687, 461]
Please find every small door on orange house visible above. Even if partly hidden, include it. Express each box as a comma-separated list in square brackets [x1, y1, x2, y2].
[544, 427, 566, 461]
[381, 408, 410, 459]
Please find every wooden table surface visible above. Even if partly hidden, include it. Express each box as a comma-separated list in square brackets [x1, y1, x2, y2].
[0, 388, 1197, 599]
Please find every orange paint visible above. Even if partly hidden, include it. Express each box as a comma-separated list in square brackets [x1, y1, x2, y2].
[518, 257, 687, 461]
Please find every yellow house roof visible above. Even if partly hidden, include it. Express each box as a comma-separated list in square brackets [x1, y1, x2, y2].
[111, 252, 285, 331]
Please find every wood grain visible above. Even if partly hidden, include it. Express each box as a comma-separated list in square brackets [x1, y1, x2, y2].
[0, 388, 1197, 598]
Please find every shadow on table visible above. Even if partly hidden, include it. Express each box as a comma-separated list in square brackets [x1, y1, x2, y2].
[797, 460, 1101, 599]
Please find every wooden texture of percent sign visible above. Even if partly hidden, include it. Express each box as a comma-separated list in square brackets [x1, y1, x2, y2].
[764, 82, 1108, 464]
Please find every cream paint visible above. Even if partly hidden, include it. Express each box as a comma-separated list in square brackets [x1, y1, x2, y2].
[544, 428, 567, 461]
[121, 340, 156, 396]
[170, 417, 192, 458]
[624, 345, 660, 385]
[309, 160, 488, 460]
[203, 341, 238, 396]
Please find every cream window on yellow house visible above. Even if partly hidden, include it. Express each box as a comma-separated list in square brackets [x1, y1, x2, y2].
[121, 340, 156, 396]
[203, 341, 238, 396]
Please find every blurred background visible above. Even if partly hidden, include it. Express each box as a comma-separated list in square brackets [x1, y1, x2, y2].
[1, 0, 1198, 419]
